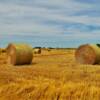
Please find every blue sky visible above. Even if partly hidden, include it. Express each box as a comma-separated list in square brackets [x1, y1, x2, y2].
[0, 0, 100, 47]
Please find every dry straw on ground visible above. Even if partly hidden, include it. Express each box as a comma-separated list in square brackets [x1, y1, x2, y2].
[0, 48, 100, 99]
[6, 43, 33, 65]
[75, 44, 100, 64]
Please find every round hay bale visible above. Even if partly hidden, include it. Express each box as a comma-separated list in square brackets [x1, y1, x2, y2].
[6, 43, 33, 65]
[75, 44, 100, 64]
[47, 48, 51, 52]
[0, 48, 1, 54]
[1, 48, 6, 53]
[33, 48, 41, 54]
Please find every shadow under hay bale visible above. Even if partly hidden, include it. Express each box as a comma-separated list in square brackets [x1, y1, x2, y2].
[6, 43, 33, 65]
[75, 44, 100, 65]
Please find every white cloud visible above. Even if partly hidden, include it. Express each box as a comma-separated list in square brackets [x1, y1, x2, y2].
[63, 30, 100, 40]
[0, 0, 100, 38]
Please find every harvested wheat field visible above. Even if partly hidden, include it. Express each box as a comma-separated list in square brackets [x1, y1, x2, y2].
[0, 48, 100, 100]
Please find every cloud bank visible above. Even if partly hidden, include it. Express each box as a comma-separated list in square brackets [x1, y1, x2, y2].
[0, 0, 100, 47]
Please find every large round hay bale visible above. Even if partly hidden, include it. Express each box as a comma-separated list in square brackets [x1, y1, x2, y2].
[75, 44, 100, 64]
[6, 43, 33, 65]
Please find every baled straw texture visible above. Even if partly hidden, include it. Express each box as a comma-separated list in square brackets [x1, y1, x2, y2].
[75, 44, 100, 64]
[6, 43, 33, 65]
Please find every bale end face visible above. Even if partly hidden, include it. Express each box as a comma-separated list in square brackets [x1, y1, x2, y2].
[75, 44, 96, 64]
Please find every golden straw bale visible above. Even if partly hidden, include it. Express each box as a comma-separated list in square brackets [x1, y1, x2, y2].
[33, 48, 41, 54]
[6, 43, 33, 65]
[75, 44, 100, 64]
[1, 48, 6, 53]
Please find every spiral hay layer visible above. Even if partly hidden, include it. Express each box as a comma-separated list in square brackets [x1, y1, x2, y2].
[75, 44, 100, 64]
[6, 43, 33, 65]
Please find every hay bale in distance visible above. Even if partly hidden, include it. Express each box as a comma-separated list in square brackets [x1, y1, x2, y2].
[6, 43, 33, 65]
[1, 48, 6, 53]
[0, 48, 1, 54]
[47, 49, 51, 52]
[75, 44, 100, 64]
[33, 48, 41, 54]
[0, 48, 6, 55]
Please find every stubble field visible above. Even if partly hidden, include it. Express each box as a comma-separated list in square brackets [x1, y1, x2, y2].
[0, 48, 100, 100]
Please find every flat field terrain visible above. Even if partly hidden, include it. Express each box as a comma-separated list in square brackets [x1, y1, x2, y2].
[0, 49, 100, 100]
